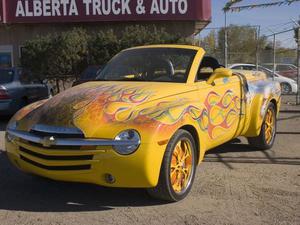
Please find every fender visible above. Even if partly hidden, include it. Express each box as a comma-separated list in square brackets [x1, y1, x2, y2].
[243, 80, 281, 137]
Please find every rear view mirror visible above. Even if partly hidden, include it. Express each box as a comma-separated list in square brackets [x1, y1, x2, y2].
[207, 68, 233, 85]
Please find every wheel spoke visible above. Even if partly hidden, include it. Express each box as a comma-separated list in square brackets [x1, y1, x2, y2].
[182, 141, 191, 161]
[176, 142, 183, 161]
[182, 168, 190, 177]
[175, 172, 183, 192]
[171, 155, 177, 165]
[264, 108, 275, 145]
[171, 169, 177, 183]
[174, 145, 181, 159]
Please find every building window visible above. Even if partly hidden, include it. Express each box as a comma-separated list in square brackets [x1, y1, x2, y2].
[0, 52, 12, 68]
[0, 45, 13, 67]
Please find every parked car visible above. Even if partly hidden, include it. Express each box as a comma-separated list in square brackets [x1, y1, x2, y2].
[0, 67, 52, 115]
[72, 65, 103, 87]
[229, 64, 297, 94]
[6, 45, 281, 202]
[263, 63, 297, 80]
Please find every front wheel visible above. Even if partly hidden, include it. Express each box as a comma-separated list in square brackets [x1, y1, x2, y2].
[280, 83, 292, 95]
[248, 102, 276, 150]
[147, 130, 197, 202]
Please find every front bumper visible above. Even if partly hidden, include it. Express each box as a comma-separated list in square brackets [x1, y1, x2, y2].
[5, 130, 166, 188]
[291, 83, 298, 94]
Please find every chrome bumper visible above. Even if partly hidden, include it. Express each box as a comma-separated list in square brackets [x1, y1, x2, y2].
[7, 128, 140, 148]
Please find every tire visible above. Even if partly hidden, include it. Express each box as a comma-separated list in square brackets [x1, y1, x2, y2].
[147, 129, 197, 202]
[49, 89, 54, 98]
[248, 102, 276, 150]
[280, 83, 292, 95]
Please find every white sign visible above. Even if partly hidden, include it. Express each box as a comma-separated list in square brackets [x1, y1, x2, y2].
[15, 0, 189, 17]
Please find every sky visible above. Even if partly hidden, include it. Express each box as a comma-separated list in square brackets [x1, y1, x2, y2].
[201, 0, 300, 48]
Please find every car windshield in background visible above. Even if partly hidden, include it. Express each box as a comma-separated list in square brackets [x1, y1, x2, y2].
[81, 66, 102, 80]
[97, 48, 197, 83]
[0, 69, 14, 84]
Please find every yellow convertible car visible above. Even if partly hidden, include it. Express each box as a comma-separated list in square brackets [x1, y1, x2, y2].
[5, 45, 281, 201]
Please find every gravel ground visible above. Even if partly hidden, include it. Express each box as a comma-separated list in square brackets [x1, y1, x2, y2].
[0, 96, 299, 225]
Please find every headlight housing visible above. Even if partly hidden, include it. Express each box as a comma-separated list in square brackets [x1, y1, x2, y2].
[113, 130, 140, 155]
[6, 120, 17, 142]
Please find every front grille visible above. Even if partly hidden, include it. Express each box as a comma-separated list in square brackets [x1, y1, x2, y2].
[26, 124, 86, 150]
[30, 130, 84, 139]
[16, 124, 95, 171]
[19, 147, 93, 161]
[26, 141, 83, 150]
[30, 124, 84, 139]
[20, 155, 91, 171]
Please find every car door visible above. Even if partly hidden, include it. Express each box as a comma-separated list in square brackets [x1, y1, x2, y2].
[196, 63, 242, 149]
[31, 77, 49, 100]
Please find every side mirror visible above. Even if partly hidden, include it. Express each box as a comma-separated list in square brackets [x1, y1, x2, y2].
[207, 68, 233, 85]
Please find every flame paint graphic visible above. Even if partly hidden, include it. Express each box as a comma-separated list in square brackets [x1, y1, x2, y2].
[72, 86, 240, 140]
[137, 90, 240, 139]
[197, 90, 240, 139]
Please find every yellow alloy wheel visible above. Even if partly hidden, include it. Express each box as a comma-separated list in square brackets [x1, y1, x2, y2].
[248, 103, 277, 150]
[265, 108, 275, 144]
[147, 129, 196, 201]
[170, 139, 193, 193]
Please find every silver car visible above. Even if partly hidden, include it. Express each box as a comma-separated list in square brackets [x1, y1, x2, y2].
[229, 64, 298, 94]
[0, 67, 52, 115]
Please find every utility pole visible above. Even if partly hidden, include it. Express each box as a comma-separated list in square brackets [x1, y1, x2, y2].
[272, 34, 276, 81]
[255, 26, 261, 70]
[224, 11, 228, 67]
[297, 26, 300, 105]
[266, 28, 276, 81]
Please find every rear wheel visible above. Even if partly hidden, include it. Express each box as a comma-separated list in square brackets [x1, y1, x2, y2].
[147, 130, 197, 202]
[49, 89, 54, 98]
[248, 102, 276, 150]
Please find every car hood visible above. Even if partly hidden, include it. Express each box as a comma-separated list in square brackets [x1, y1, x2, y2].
[0, 81, 16, 89]
[275, 75, 295, 83]
[15, 81, 197, 135]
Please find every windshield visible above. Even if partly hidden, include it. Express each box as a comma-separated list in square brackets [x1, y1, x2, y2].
[81, 66, 103, 80]
[97, 48, 197, 83]
[258, 66, 275, 78]
[0, 69, 14, 84]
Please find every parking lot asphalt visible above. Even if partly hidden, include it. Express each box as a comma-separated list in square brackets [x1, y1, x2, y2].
[0, 96, 299, 225]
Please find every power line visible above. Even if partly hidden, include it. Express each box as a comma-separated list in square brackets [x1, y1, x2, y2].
[260, 21, 295, 34]
[224, 0, 300, 12]
[265, 27, 296, 36]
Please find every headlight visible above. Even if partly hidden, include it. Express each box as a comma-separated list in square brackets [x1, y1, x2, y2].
[113, 130, 140, 155]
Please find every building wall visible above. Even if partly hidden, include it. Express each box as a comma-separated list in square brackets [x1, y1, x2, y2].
[0, 21, 197, 67]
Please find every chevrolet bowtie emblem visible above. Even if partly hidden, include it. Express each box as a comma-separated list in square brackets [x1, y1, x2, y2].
[41, 136, 56, 147]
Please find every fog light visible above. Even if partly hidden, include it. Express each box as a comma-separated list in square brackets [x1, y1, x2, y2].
[104, 173, 116, 184]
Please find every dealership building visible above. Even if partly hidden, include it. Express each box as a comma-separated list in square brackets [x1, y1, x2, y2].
[0, 0, 211, 67]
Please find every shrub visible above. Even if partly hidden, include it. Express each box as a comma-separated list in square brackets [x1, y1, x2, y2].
[21, 25, 191, 92]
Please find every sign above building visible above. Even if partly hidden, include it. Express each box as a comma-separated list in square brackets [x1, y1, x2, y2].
[0, 0, 211, 24]
[0, 0, 3, 22]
